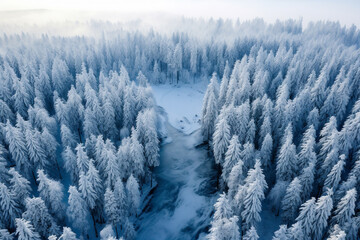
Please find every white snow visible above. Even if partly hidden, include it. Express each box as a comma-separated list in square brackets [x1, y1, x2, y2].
[137, 82, 217, 240]
[144, 82, 281, 240]
[151, 82, 207, 135]
[137, 123, 217, 240]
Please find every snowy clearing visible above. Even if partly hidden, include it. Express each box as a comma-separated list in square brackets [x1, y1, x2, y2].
[151, 82, 208, 135]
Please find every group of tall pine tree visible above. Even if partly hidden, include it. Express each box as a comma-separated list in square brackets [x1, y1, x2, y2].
[0, 33, 160, 239]
[202, 21, 360, 240]
[0, 18, 360, 239]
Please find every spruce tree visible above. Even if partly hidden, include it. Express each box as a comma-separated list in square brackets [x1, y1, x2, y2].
[241, 160, 267, 230]
[126, 175, 140, 217]
[8, 168, 31, 206]
[313, 189, 333, 240]
[67, 186, 89, 235]
[23, 197, 60, 237]
[324, 155, 345, 191]
[276, 124, 297, 182]
[260, 133, 273, 169]
[59, 227, 79, 240]
[295, 197, 316, 238]
[222, 135, 241, 183]
[15, 218, 41, 240]
[281, 177, 302, 223]
[0, 182, 21, 228]
[272, 225, 288, 240]
[332, 188, 356, 228]
[243, 226, 259, 240]
[212, 114, 231, 165]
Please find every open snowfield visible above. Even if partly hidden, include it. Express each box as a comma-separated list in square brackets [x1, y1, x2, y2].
[151, 82, 208, 135]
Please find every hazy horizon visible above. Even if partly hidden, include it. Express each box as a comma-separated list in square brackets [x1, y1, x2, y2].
[0, 0, 359, 28]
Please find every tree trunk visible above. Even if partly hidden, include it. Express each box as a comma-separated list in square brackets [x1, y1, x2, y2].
[115, 225, 119, 239]
[216, 164, 221, 190]
[78, 127, 82, 143]
[55, 158, 62, 179]
[32, 170, 38, 185]
[91, 211, 98, 238]
[151, 172, 153, 188]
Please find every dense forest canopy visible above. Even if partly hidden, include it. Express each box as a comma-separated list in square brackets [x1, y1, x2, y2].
[0, 17, 359, 239]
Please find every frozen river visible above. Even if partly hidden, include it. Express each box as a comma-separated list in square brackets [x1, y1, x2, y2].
[136, 120, 217, 240]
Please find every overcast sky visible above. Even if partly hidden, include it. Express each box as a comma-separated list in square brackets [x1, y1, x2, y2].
[0, 0, 359, 27]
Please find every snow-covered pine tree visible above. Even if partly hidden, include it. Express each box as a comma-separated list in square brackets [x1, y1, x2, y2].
[245, 119, 256, 144]
[0, 182, 21, 228]
[298, 160, 315, 201]
[276, 123, 298, 182]
[123, 218, 136, 240]
[129, 128, 145, 180]
[272, 225, 288, 240]
[222, 135, 241, 183]
[67, 186, 90, 236]
[104, 143, 120, 189]
[25, 128, 48, 172]
[319, 116, 338, 162]
[268, 180, 289, 215]
[298, 125, 316, 170]
[241, 142, 255, 171]
[126, 175, 140, 217]
[259, 133, 273, 169]
[75, 143, 90, 175]
[62, 146, 78, 183]
[243, 226, 259, 240]
[113, 178, 128, 226]
[102, 96, 117, 141]
[213, 193, 233, 222]
[312, 189, 334, 240]
[327, 225, 346, 240]
[213, 113, 231, 166]
[295, 197, 316, 238]
[281, 177, 302, 223]
[23, 197, 60, 237]
[241, 160, 267, 230]
[0, 228, 13, 240]
[207, 193, 240, 240]
[5, 121, 31, 180]
[51, 57, 73, 98]
[104, 188, 121, 236]
[0, 99, 15, 124]
[259, 116, 272, 146]
[59, 227, 79, 240]
[332, 188, 356, 229]
[37, 170, 64, 220]
[87, 159, 103, 204]
[323, 155, 345, 191]
[227, 158, 244, 199]
[201, 74, 219, 142]
[15, 218, 41, 240]
[218, 62, 230, 107]
[287, 222, 304, 240]
[8, 168, 31, 206]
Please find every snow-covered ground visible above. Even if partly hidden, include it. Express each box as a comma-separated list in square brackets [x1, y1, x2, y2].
[143, 82, 280, 240]
[151, 82, 207, 135]
[137, 122, 217, 240]
[137, 82, 218, 240]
